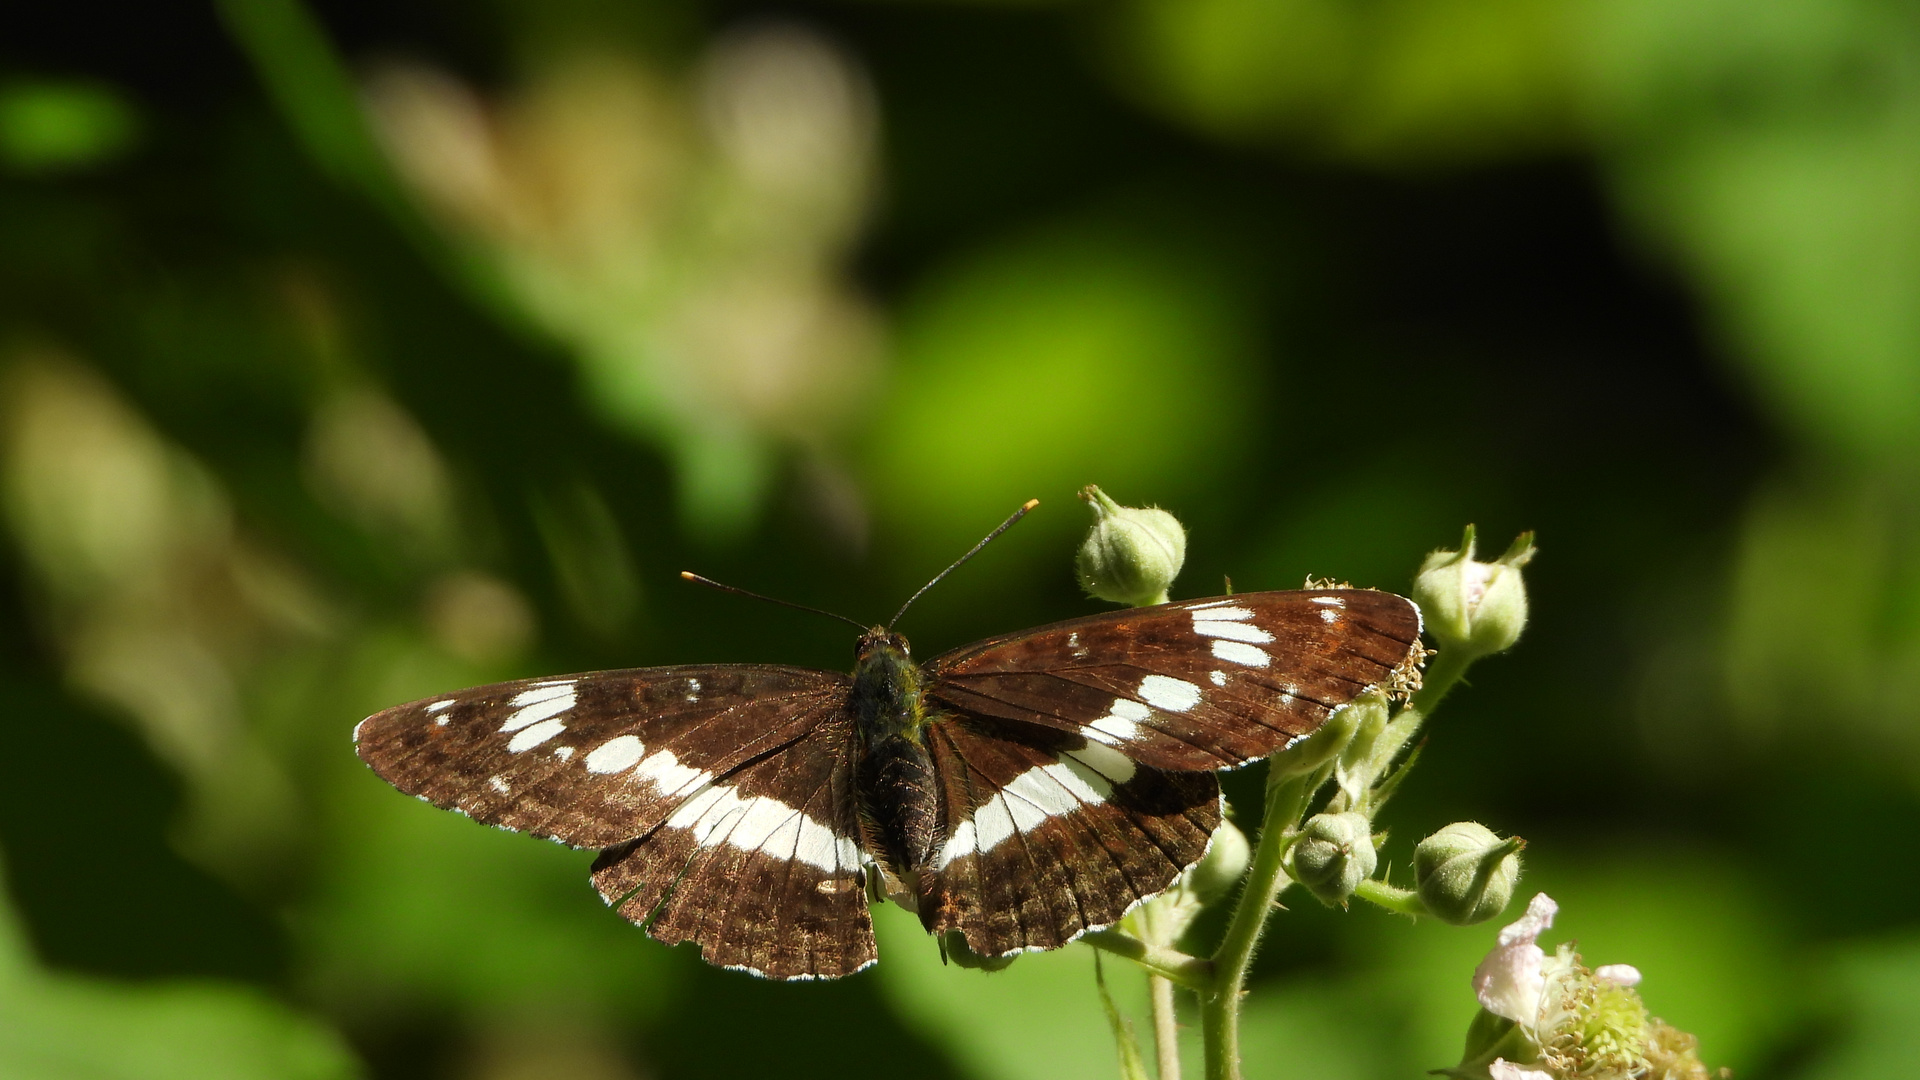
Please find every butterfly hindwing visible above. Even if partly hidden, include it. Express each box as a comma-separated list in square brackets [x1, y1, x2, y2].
[925, 589, 1421, 773]
[920, 714, 1220, 957]
[590, 709, 874, 980]
[353, 664, 852, 850]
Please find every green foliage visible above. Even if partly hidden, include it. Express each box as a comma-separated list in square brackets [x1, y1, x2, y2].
[1, 0, 1918, 1076]
[0, 863, 357, 1080]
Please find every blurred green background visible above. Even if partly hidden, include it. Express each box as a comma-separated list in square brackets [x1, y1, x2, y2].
[3, 0, 1917, 1077]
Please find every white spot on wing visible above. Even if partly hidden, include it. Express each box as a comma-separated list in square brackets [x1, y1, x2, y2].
[435, 716, 451, 726]
[553, 746, 574, 761]
[1209, 670, 1227, 686]
[1188, 599, 1250, 614]
[1002, 765, 1089, 819]
[510, 682, 572, 707]
[507, 716, 566, 752]
[1139, 674, 1202, 713]
[1065, 742, 1137, 785]
[488, 775, 509, 794]
[1084, 697, 1150, 745]
[941, 819, 977, 868]
[501, 685, 575, 733]
[1193, 619, 1274, 643]
[425, 700, 455, 714]
[1189, 604, 1254, 620]
[1211, 639, 1270, 668]
[1320, 608, 1340, 624]
[585, 734, 645, 774]
[934, 754, 1119, 869]
[970, 793, 1020, 854]
[1311, 596, 1345, 607]
[668, 782, 857, 873]
[632, 749, 708, 798]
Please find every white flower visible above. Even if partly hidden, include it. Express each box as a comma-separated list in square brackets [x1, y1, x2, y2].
[1594, 964, 1642, 987]
[1489, 1060, 1554, 1080]
[1471, 892, 1558, 1027]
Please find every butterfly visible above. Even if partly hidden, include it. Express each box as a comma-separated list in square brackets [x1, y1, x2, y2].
[354, 512, 1424, 981]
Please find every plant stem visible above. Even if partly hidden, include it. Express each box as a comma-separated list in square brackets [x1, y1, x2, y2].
[1149, 973, 1181, 1080]
[1351, 878, 1425, 917]
[1406, 647, 1472, 723]
[1084, 930, 1214, 991]
[1200, 765, 1320, 1080]
[1131, 902, 1184, 1080]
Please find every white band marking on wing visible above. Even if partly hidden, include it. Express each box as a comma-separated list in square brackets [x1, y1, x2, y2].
[1211, 639, 1270, 668]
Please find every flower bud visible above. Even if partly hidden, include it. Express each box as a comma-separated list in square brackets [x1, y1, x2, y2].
[1414, 822, 1522, 926]
[1412, 527, 1536, 659]
[1186, 818, 1252, 905]
[1076, 485, 1186, 607]
[1291, 811, 1378, 907]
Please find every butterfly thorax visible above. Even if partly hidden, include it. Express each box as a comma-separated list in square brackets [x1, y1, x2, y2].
[848, 629, 942, 886]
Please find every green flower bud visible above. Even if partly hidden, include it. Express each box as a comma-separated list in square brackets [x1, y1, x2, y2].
[943, 930, 1018, 971]
[1414, 821, 1523, 926]
[1291, 811, 1378, 907]
[1186, 818, 1252, 905]
[1076, 485, 1186, 607]
[1412, 527, 1536, 659]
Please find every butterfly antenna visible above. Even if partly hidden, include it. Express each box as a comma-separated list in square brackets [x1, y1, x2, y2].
[679, 572, 870, 631]
[889, 499, 1039, 629]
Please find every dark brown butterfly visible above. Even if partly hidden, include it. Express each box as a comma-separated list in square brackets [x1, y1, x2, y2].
[355, 527, 1422, 980]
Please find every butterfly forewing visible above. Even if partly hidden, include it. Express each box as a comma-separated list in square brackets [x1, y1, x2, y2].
[921, 715, 1219, 958]
[924, 589, 1422, 773]
[354, 665, 851, 850]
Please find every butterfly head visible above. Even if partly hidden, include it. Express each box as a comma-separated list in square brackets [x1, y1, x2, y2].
[855, 626, 911, 663]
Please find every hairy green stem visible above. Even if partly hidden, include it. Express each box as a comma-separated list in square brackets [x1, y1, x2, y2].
[1084, 930, 1214, 992]
[1149, 973, 1181, 1080]
[1199, 763, 1317, 1080]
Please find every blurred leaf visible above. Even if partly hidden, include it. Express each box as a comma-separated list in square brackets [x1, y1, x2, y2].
[1721, 474, 1920, 763]
[1580, 0, 1920, 461]
[873, 902, 1145, 1080]
[867, 219, 1255, 561]
[0, 861, 358, 1080]
[0, 80, 138, 173]
[1109, 0, 1574, 164]
[213, 0, 400, 208]
[1795, 936, 1920, 1080]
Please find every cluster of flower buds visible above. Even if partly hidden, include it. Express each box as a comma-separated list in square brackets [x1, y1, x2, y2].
[1443, 894, 1725, 1080]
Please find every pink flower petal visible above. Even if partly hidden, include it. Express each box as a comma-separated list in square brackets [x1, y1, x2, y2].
[1497, 893, 1558, 948]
